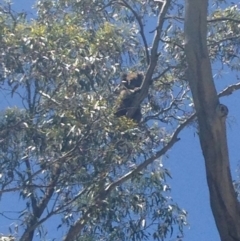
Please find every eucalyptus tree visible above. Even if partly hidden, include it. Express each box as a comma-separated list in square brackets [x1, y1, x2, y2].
[0, 0, 240, 241]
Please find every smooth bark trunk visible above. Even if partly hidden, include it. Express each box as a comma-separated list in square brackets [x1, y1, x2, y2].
[184, 0, 240, 240]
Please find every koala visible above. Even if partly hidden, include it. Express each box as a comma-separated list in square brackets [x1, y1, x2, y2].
[114, 72, 143, 122]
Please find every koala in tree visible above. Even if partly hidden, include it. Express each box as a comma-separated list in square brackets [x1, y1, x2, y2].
[114, 72, 143, 122]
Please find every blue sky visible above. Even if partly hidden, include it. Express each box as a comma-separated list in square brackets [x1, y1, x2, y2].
[1, 1, 240, 240]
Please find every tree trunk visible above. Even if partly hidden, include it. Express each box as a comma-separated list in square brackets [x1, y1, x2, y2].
[184, 0, 240, 240]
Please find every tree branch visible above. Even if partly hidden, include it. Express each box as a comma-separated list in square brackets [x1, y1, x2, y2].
[63, 110, 194, 241]
[118, 0, 150, 64]
[127, 0, 172, 118]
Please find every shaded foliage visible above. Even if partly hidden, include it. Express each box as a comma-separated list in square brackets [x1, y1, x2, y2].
[0, 0, 240, 241]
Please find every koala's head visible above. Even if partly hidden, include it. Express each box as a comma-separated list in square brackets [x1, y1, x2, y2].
[121, 72, 143, 89]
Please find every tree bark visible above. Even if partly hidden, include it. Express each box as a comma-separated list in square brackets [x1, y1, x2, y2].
[184, 0, 240, 240]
